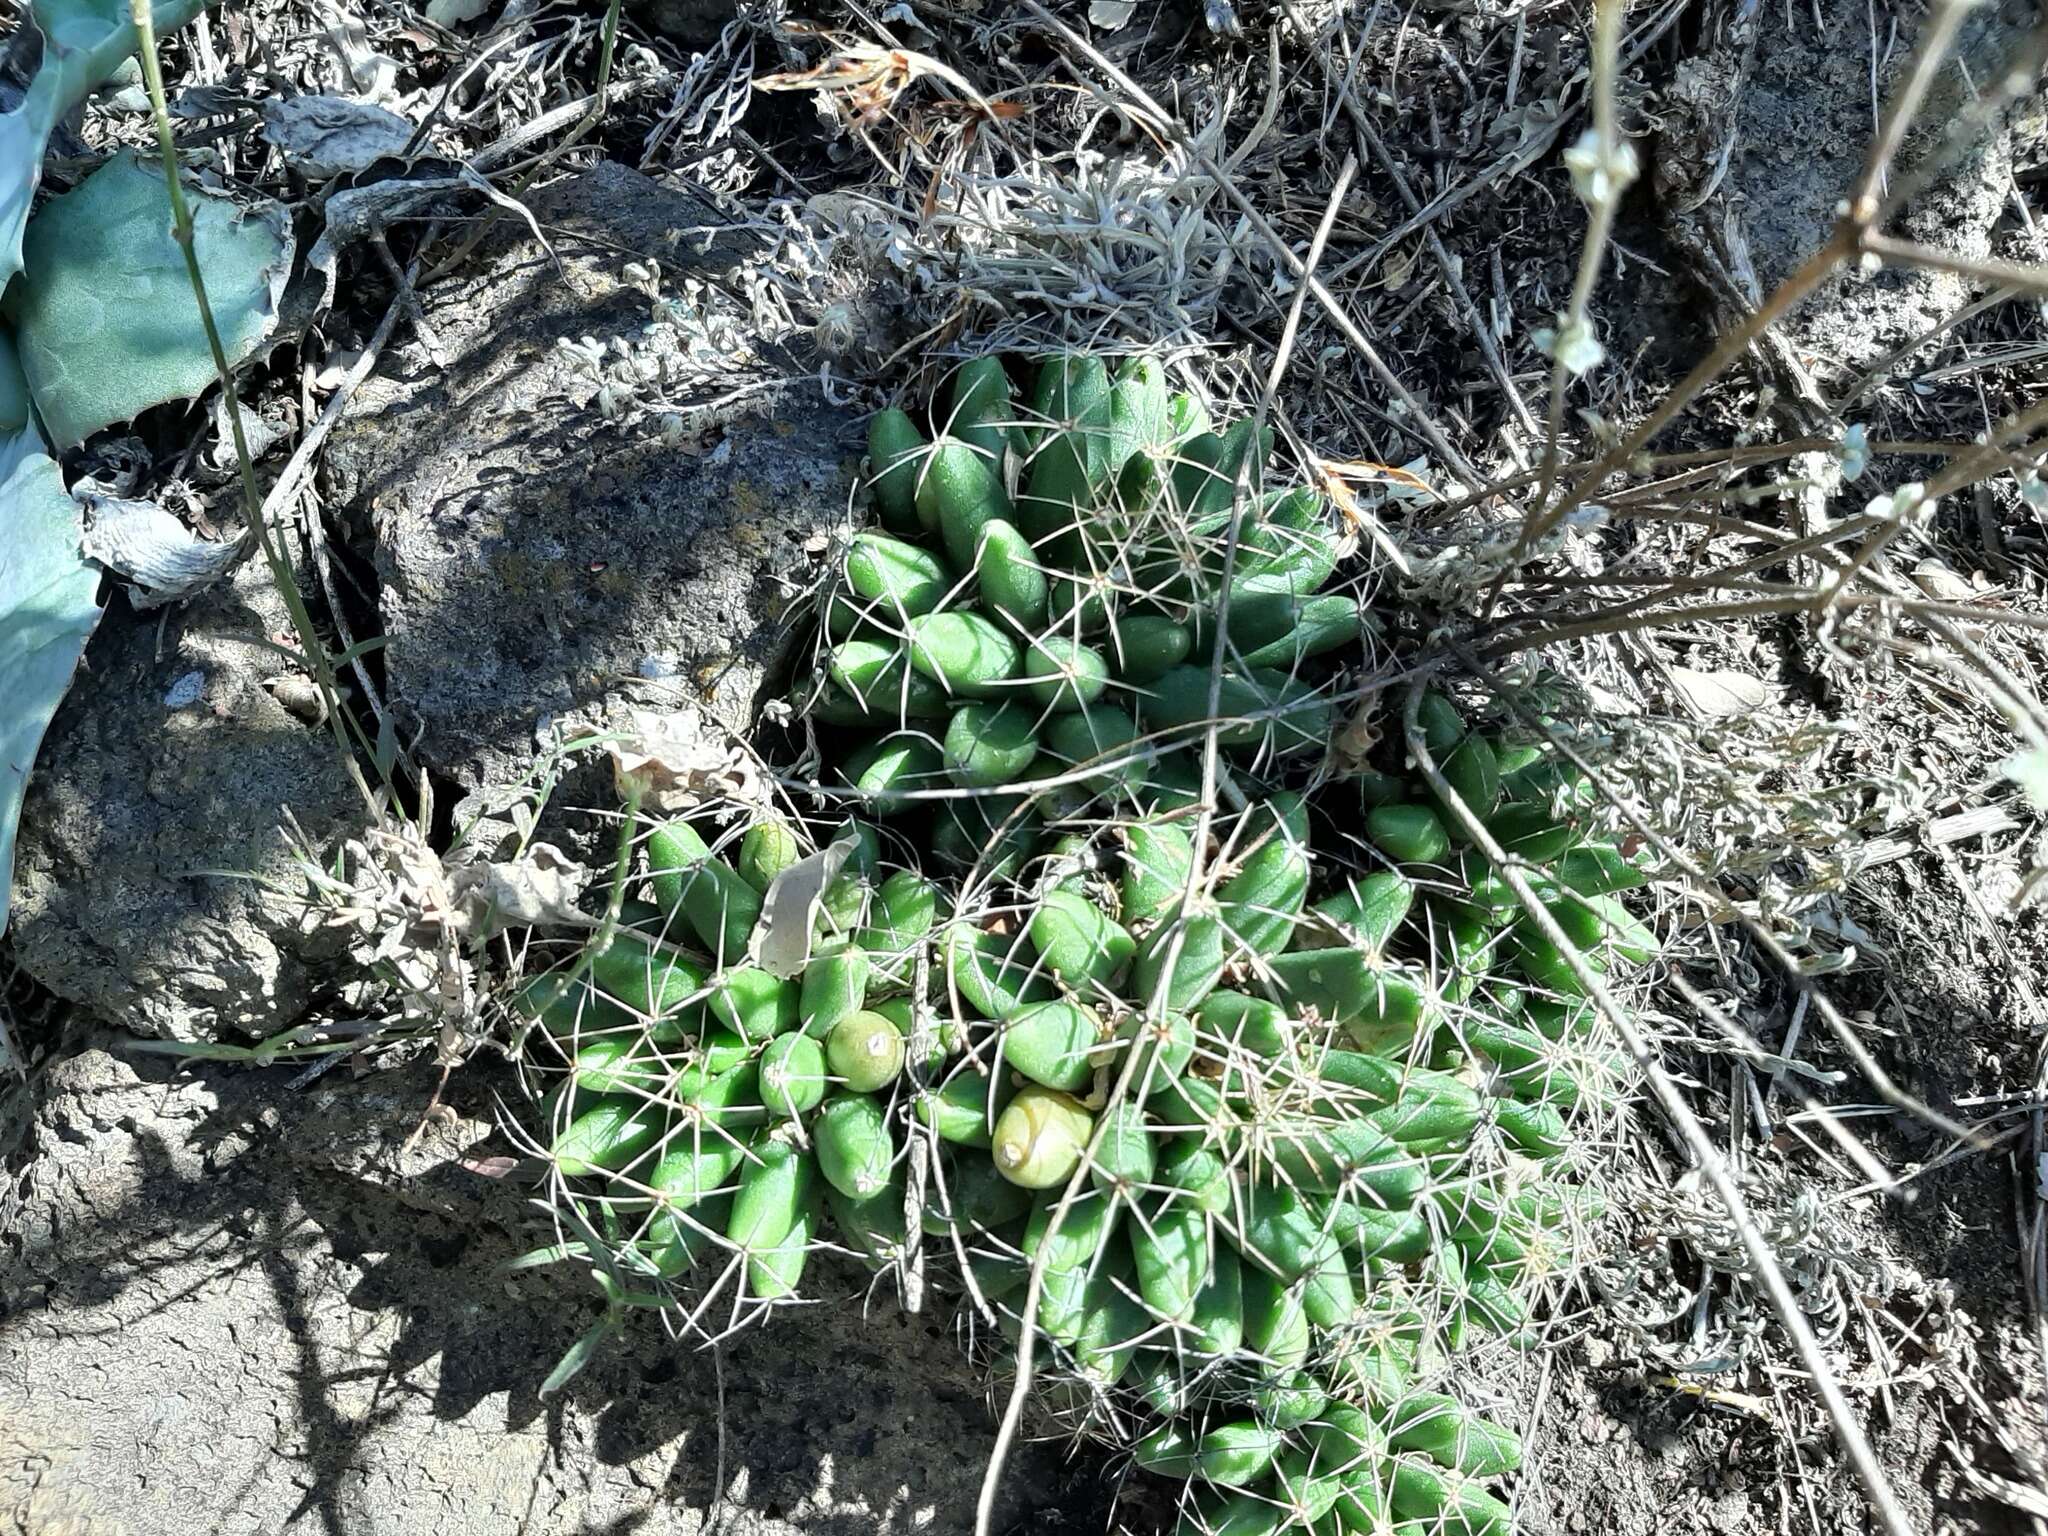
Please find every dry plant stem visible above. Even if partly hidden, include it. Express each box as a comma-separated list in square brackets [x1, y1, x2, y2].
[1315, 0, 1695, 296]
[1812, 486, 1926, 609]
[1865, 12, 2048, 220]
[1862, 233, 2048, 298]
[1524, 234, 1851, 545]
[1923, 390, 2048, 502]
[1260, 159, 1357, 413]
[1835, 286, 2021, 410]
[1534, 0, 1628, 512]
[1218, 200, 1481, 487]
[972, 163, 1353, 1536]
[401, 22, 532, 159]
[1018, 0, 1483, 488]
[1522, 0, 2020, 541]
[272, 260, 422, 717]
[588, 788, 645, 990]
[902, 933, 940, 1318]
[1524, 508, 1895, 637]
[969, 933, 1172, 1536]
[710, 1344, 731, 1535]
[1429, 435, 1980, 523]
[469, 78, 647, 173]
[1904, 600, 2048, 744]
[1844, 0, 1976, 222]
[1401, 683, 1916, 1536]
[127, 0, 372, 803]
[1478, 584, 2048, 658]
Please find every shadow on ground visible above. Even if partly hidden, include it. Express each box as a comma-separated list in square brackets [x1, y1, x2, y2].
[0, 1043, 1114, 1536]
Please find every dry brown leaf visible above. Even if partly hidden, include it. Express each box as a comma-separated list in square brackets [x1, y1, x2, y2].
[1668, 666, 1770, 720]
[1330, 693, 1382, 775]
[446, 842, 593, 938]
[1911, 556, 1976, 605]
[608, 708, 761, 814]
[755, 35, 992, 130]
[753, 830, 864, 979]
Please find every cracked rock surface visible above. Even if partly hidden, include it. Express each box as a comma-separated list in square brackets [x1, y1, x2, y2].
[8, 563, 365, 1043]
[323, 161, 855, 802]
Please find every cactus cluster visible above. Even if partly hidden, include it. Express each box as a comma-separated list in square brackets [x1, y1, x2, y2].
[515, 354, 1648, 1534]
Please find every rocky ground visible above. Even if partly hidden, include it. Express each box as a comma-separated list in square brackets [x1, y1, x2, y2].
[2, 1045, 1107, 1536]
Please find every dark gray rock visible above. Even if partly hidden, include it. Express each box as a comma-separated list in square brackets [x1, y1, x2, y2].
[13, 162, 855, 1043]
[627, 0, 736, 43]
[1658, 0, 2034, 372]
[0, 1047, 1108, 1536]
[8, 561, 364, 1041]
[323, 162, 857, 801]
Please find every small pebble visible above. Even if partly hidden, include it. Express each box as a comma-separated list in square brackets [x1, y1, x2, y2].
[164, 670, 205, 709]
